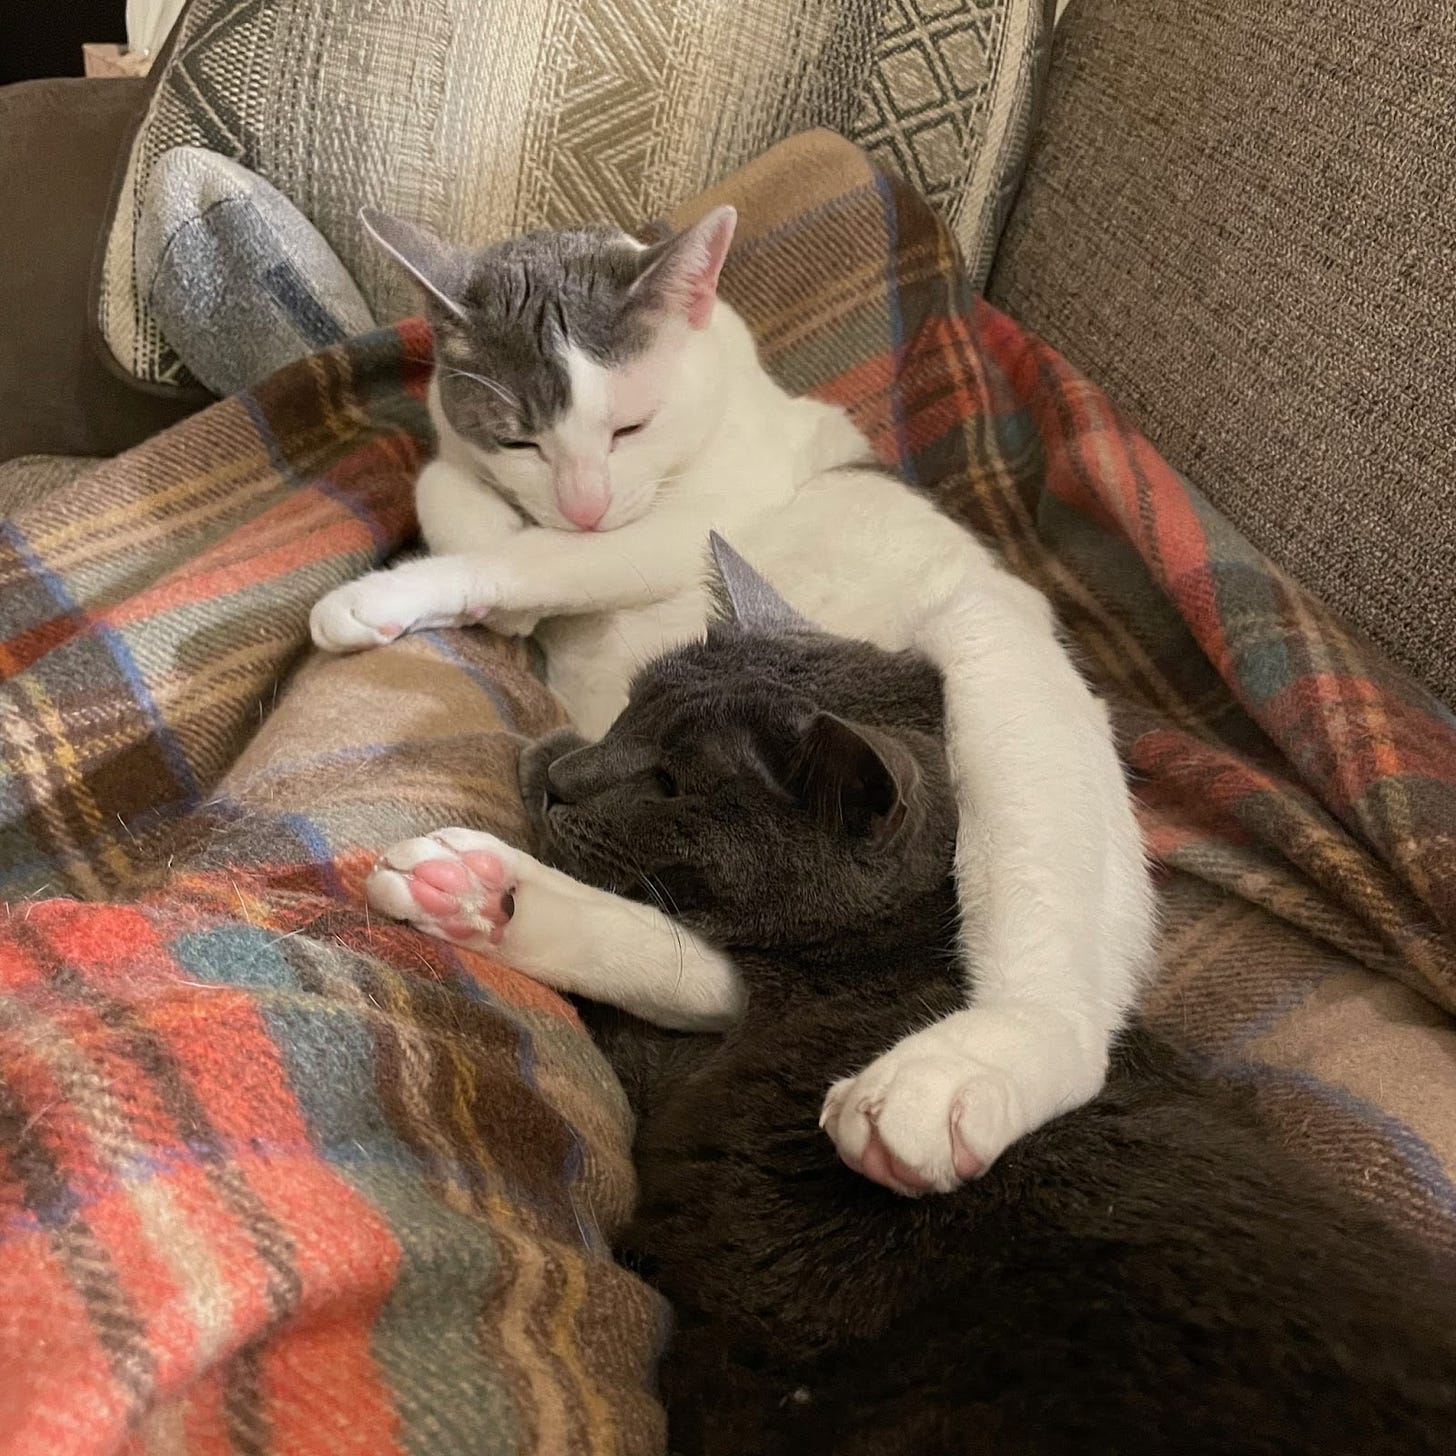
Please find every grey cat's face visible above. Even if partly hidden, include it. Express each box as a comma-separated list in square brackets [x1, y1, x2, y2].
[519, 542, 955, 947]
[361, 205, 737, 533]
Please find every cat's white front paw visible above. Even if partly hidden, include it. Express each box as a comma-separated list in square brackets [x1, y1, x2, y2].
[310, 568, 486, 653]
[312, 574, 416, 652]
[366, 828, 526, 949]
[820, 1007, 1105, 1196]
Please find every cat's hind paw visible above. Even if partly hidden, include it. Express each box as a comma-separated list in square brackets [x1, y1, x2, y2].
[820, 1007, 1105, 1196]
[366, 828, 522, 950]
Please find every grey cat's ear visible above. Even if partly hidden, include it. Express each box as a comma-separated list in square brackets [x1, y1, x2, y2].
[634, 205, 737, 329]
[359, 207, 469, 321]
[706, 531, 811, 633]
[789, 714, 917, 844]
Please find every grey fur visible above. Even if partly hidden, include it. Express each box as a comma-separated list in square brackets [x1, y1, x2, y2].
[361, 208, 716, 448]
[523, 625, 950, 945]
[707, 532, 813, 634]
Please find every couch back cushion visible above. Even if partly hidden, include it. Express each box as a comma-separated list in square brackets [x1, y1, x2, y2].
[97, 0, 1052, 391]
[989, 0, 1456, 706]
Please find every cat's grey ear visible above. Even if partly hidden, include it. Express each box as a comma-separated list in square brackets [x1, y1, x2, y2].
[634, 205, 737, 329]
[706, 532, 811, 633]
[789, 714, 917, 844]
[359, 207, 469, 322]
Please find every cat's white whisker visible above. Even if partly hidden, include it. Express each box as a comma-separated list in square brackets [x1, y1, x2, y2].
[443, 368, 519, 407]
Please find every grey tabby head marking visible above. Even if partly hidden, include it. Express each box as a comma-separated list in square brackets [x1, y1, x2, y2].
[706, 531, 813, 634]
[359, 205, 737, 449]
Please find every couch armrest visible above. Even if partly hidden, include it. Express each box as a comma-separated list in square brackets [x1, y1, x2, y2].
[0, 78, 198, 462]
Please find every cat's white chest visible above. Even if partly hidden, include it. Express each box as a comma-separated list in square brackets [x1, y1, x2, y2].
[537, 588, 712, 737]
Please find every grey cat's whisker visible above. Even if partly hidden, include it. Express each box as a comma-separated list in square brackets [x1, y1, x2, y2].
[605, 549, 659, 611]
[630, 868, 688, 995]
[636, 868, 680, 918]
[601, 615, 649, 672]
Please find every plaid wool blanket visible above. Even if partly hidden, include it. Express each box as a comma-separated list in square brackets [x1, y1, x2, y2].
[3, 132, 1455, 1453]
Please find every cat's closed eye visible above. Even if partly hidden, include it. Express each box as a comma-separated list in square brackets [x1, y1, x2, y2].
[497, 437, 538, 452]
[613, 421, 648, 441]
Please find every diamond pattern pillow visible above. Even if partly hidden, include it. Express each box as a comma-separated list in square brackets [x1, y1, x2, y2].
[97, 0, 1050, 389]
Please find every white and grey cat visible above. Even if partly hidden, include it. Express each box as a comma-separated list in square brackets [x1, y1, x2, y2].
[311, 205, 1155, 1193]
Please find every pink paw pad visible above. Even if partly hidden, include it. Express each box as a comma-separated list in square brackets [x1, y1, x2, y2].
[378, 622, 403, 639]
[951, 1133, 984, 1182]
[403, 846, 516, 946]
[949, 1100, 986, 1180]
[439, 918, 483, 942]
[460, 849, 506, 885]
[459, 852, 513, 917]
[844, 1123, 934, 1198]
[831, 1102, 985, 1196]
[414, 858, 470, 894]
[407, 879, 460, 918]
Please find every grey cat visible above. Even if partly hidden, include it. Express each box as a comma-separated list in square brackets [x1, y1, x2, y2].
[384, 542, 1456, 1454]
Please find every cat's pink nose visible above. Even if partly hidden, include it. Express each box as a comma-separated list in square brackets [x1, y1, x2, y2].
[561, 496, 607, 531]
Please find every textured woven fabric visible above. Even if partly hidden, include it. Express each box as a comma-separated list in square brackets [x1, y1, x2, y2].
[0, 328, 665, 1455]
[97, 0, 1048, 387]
[5, 131, 1456, 1450]
[138, 146, 377, 396]
[0, 456, 103, 518]
[0, 77, 196, 460]
[988, 0, 1456, 708]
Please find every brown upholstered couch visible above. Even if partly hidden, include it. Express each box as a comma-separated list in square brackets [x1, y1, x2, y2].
[2, 0, 1452, 704]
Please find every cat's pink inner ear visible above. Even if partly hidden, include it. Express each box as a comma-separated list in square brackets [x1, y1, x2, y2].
[641, 205, 737, 330]
[682, 206, 737, 329]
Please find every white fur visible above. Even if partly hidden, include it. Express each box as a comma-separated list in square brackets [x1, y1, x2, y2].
[368, 828, 743, 1031]
[315, 269, 1156, 1192]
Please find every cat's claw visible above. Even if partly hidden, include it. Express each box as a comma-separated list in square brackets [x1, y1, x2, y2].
[366, 828, 521, 949]
[821, 1008, 1104, 1196]
[822, 1059, 991, 1197]
[820, 1095, 952, 1195]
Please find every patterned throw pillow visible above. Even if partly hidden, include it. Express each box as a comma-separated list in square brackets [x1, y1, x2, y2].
[97, 0, 1052, 389]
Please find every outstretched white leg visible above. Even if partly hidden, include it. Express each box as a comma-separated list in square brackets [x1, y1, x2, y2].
[820, 572, 1155, 1195]
[366, 828, 744, 1032]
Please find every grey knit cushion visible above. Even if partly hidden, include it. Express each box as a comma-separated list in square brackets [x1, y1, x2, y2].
[137, 147, 376, 397]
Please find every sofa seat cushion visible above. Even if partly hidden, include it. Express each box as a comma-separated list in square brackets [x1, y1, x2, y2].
[0, 79, 199, 461]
